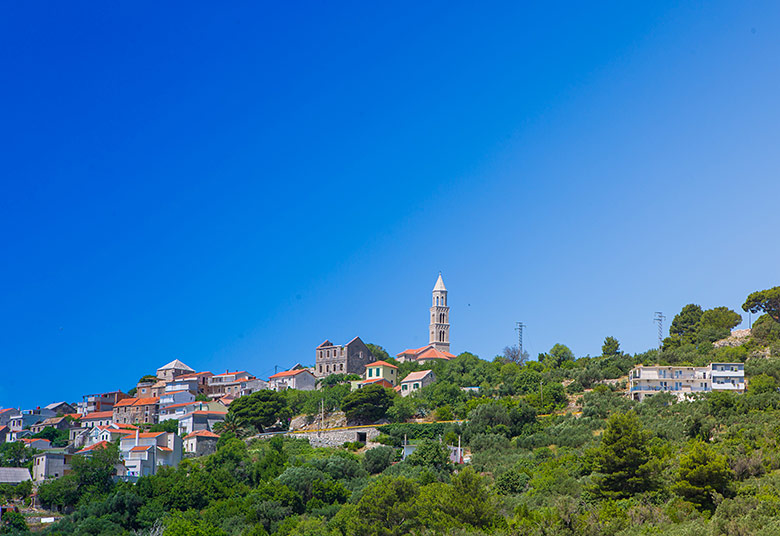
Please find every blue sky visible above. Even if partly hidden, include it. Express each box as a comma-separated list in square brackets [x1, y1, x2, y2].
[2, 2, 779, 409]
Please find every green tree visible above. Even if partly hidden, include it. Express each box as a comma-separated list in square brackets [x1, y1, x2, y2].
[149, 419, 180, 433]
[363, 446, 399, 474]
[748, 373, 778, 395]
[0, 442, 32, 468]
[602, 336, 620, 356]
[545, 344, 575, 368]
[349, 477, 421, 536]
[673, 440, 733, 511]
[228, 390, 291, 432]
[699, 306, 742, 331]
[342, 385, 394, 423]
[743, 286, 780, 323]
[406, 440, 450, 470]
[752, 314, 780, 344]
[0, 510, 28, 534]
[365, 343, 390, 362]
[195, 393, 210, 402]
[213, 412, 248, 437]
[592, 411, 658, 498]
[670, 304, 704, 340]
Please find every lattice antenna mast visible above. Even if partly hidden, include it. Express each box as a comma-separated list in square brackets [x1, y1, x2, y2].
[653, 312, 666, 350]
[515, 322, 525, 357]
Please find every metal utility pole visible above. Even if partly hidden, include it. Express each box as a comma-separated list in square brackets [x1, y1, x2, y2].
[515, 322, 525, 357]
[319, 398, 325, 438]
[654, 312, 666, 351]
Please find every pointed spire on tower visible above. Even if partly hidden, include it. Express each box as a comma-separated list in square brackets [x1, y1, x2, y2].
[433, 272, 446, 291]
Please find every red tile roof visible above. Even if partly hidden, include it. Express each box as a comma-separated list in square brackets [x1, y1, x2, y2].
[83, 411, 114, 419]
[134, 397, 160, 406]
[365, 360, 398, 369]
[130, 445, 153, 452]
[184, 430, 220, 439]
[79, 441, 109, 453]
[360, 378, 394, 388]
[65, 413, 82, 420]
[397, 346, 428, 356]
[20, 438, 50, 444]
[269, 369, 309, 379]
[416, 347, 454, 360]
[177, 371, 213, 379]
[212, 371, 248, 377]
[157, 446, 173, 452]
[113, 398, 137, 408]
[0, 408, 15, 415]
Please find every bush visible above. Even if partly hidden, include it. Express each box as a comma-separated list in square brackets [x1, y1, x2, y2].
[363, 446, 399, 474]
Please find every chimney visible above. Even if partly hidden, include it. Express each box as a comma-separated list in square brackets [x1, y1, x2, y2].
[135, 428, 139, 447]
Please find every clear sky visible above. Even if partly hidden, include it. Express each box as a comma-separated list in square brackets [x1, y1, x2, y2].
[2, 2, 780, 409]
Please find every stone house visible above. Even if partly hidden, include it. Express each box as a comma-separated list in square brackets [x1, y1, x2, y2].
[315, 336, 375, 378]
[156, 359, 196, 383]
[112, 397, 160, 425]
[207, 371, 254, 399]
[400, 370, 435, 397]
[269, 369, 316, 391]
[183, 430, 220, 456]
[29, 416, 72, 435]
[33, 450, 75, 481]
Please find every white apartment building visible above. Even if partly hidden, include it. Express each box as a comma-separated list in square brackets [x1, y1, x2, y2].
[628, 362, 745, 402]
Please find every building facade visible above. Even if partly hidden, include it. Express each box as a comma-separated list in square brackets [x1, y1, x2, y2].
[628, 362, 746, 402]
[269, 369, 316, 391]
[315, 337, 374, 378]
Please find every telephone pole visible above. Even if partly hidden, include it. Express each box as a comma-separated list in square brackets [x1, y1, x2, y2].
[654, 312, 666, 351]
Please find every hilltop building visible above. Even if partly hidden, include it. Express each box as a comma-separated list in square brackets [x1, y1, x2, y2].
[628, 362, 746, 402]
[429, 273, 450, 353]
[397, 274, 456, 363]
[156, 359, 195, 383]
[315, 337, 375, 378]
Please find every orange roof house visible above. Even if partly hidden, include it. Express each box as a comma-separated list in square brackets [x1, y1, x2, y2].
[269, 368, 316, 391]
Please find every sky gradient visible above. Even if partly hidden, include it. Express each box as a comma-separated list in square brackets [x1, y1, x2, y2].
[2, 2, 780, 409]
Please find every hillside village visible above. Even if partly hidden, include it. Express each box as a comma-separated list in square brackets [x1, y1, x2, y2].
[1, 280, 778, 536]
[0, 275, 459, 482]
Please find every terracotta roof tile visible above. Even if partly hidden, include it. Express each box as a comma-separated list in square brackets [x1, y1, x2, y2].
[79, 441, 110, 452]
[184, 430, 220, 439]
[269, 369, 309, 379]
[365, 360, 398, 369]
[83, 411, 114, 419]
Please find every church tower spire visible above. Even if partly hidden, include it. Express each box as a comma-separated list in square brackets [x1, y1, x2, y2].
[429, 272, 450, 352]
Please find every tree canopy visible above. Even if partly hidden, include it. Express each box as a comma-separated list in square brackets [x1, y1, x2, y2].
[341, 385, 394, 423]
[228, 390, 291, 432]
[743, 286, 780, 323]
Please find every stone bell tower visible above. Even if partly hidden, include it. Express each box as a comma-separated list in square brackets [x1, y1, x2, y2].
[429, 273, 450, 352]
